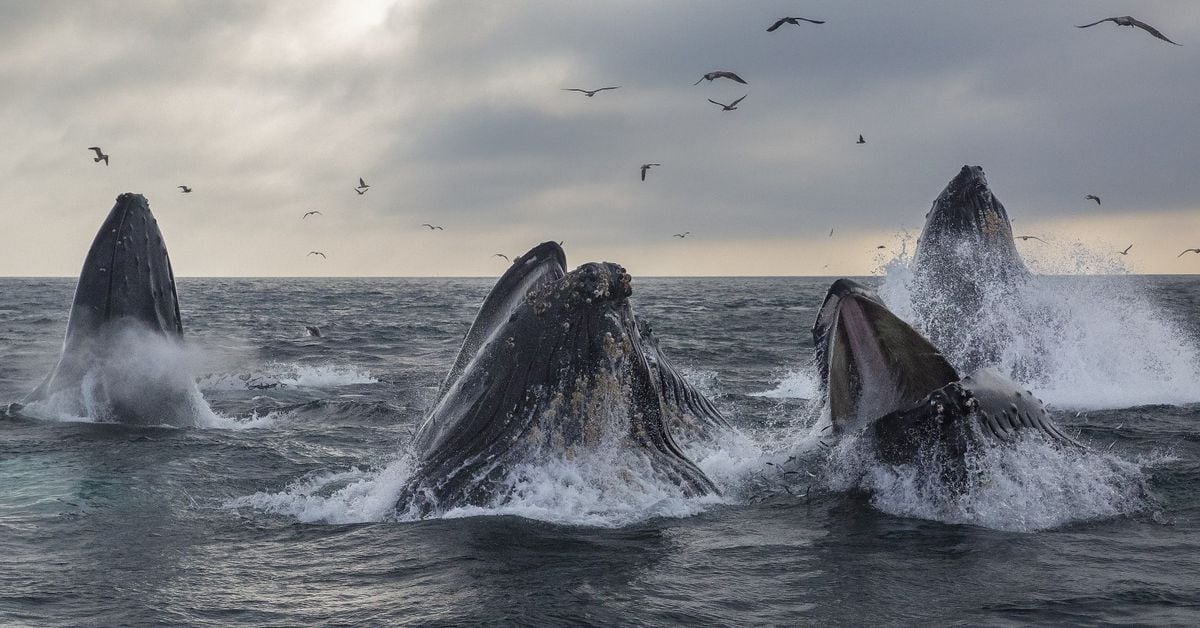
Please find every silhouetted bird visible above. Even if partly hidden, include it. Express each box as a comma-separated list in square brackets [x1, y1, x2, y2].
[303, 211, 322, 219]
[178, 185, 192, 193]
[562, 86, 620, 97]
[856, 134, 866, 144]
[828, 228, 834, 237]
[766, 17, 825, 32]
[1016, 235, 1048, 243]
[708, 95, 747, 111]
[87, 146, 109, 165]
[308, 251, 326, 258]
[1178, 248, 1200, 257]
[1085, 194, 1101, 205]
[493, 253, 509, 261]
[673, 232, 690, 238]
[875, 245, 886, 249]
[640, 163, 660, 181]
[1076, 16, 1181, 45]
[421, 223, 444, 230]
[694, 71, 747, 85]
[1119, 244, 1133, 255]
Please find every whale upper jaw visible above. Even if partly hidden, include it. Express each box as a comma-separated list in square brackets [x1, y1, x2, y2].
[401, 253, 717, 516]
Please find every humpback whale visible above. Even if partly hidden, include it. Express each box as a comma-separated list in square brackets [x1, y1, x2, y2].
[398, 242, 720, 515]
[814, 279, 1078, 481]
[8, 193, 207, 425]
[911, 165, 1029, 371]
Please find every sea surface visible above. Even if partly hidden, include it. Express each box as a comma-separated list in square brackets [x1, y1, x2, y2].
[1, 273, 1198, 626]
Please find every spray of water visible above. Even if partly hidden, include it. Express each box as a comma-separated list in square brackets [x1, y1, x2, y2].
[878, 239, 1200, 409]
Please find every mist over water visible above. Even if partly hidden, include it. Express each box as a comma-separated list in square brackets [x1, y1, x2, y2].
[1, 276, 1197, 625]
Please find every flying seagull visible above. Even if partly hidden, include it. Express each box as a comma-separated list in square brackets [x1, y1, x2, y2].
[493, 253, 509, 261]
[1016, 235, 1048, 243]
[1119, 244, 1133, 255]
[828, 228, 835, 237]
[1178, 248, 1200, 257]
[421, 223, 444, 230]
[357, 177, 370, 190]
[302, 211, 322, 219]
[673, 232, 690, 238]
[640, 163, 660, 181]
[856, 134, 866, 144]
[1085, 194, 1101, 205]
[178, 185, 192, 193]
[707, 95, 747, 111]
[87, 146, 109, 165]
[562, 86, 620, 97]
[308, 251, 326, 258]
[766, 17, 825, 32]
[1076, 16, 1181, 46]
[694, 71, 747, 86]
[354, 187, 367, 195]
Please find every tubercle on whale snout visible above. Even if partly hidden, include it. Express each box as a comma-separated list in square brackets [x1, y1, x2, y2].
[527, 262, 633, 315]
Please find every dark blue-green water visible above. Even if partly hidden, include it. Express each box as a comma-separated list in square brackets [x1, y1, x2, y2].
[1, 275, 1198, 625]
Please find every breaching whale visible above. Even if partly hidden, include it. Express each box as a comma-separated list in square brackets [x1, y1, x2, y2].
[911, 165, 1029, 371]
[8, 193, 208, 425]
[398, 242, 721, 515]
[813, 278, 1078, 481]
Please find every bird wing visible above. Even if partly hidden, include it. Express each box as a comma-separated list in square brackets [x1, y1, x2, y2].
[798, 18, 825, 24]
[596, 86, 620, 92]
[723, 72, 747, 84]
[1178, 249, 1198, 257]
[1129, 18, 1181, 45]
[767, 18, 788, 32]
[707, 99, 725, 107]
[1075, 17, 1117, 28]
[87, 146, 103, 155]
[1123, 244, 1133, 253]
[562, 88, 587, 93]
[730, 94, 747, 107]
[358, 178, 368, 187]
[694, 76, 706, 85]
[435, 226, 443, 230]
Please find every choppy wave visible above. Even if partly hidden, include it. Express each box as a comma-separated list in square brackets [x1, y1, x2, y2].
[197, 363, 378, 391]
[749, 369, 818, 399]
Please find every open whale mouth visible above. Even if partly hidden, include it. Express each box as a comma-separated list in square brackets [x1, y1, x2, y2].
[813, 279, 959, 434]
[813, 279, 1078, 477]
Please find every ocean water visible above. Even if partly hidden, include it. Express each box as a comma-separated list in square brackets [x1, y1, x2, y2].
[1, 274, 1198, 625]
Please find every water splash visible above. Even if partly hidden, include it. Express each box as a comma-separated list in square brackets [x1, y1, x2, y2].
[878, 243, 1200, 410]
[818, 429, 1159, 532]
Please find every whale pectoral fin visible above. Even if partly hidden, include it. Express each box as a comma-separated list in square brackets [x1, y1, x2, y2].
[959, 369, 1083, 448]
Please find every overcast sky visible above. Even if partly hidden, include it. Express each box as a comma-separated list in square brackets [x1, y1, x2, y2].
[2, 1, 1198, 277]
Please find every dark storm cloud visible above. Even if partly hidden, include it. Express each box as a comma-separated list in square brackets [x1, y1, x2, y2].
[1, 1, 1198, 275]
